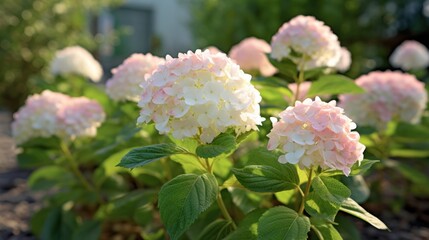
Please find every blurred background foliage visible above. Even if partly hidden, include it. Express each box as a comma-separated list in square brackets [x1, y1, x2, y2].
[186, 0, 429, 78]
[2, 0, 429, 111]
[0, 0, 121, 111]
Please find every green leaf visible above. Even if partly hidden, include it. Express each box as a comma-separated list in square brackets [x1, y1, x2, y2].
[17, 148, 52, 168]
[158, 173, 218, 240]
[275, 190, 296, 205]
[267, 56, 298, 80]
[41, 207, 78, 240]
[390, 148, 429, 158]
[342, 175, 369, 204]
[311, 223, 343, 240]
[393, 122, 429, 140]
[258, 206, 310, 240]
[72, 220, 101, 240]
[340, 198, 389, 230]
[197, 219, 234, 240]
[117, 143, 188, 169]
[28, 166, 74, 190]
[312, 176, 351, 205]
[229, 188, 262, 214]
[196, 133, 237, 158]
[307, 74, 364, 97]
[232, 165, 298, 193]
[171, 154, 205, 174]
[224, 209, 266, 240]
[320, 159, 379, 177]
[305, 193, 340, 222]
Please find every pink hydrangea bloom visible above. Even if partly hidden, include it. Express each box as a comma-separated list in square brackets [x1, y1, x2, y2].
[339, 71, 427, 130]
[138, 49, 264, 143]
[270, 15, 341, 70]
[267, 97, 365, 176]
[335, 47, 352, 72]
[389, 40, 429, 70]
[57, 97, 105, 139]
[12, 90, 70, 144]
[229, 37, 277, 76]
[106, 53, 165, 102]
[12, 91, 105, 144]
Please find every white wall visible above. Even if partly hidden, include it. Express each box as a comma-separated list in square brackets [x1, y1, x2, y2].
[123, 0, 194, 56]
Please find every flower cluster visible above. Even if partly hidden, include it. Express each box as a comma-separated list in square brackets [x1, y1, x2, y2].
[106, 53, 165, 102]
[339, 71, 427, 130]
[12, 90, 105, 144]
[270, 15, 341, 70]
[51, 46, 103, 82]
[138, 49, 264, 143]
[57, 97, 106, 139]
[335, 47, 352, 72]
[229, 37, 277, 77]
[267, 97, 365, 175]
[389, 40, 429, 70]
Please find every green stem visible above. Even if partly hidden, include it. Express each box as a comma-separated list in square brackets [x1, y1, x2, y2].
[293, 59, 306, 104]
[200, 156, 236, 229]
[217, 193, 237, 229]
[298, 167, 313, 215]
[60, 142, 104, 204]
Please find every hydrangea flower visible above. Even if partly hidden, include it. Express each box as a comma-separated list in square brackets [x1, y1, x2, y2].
[138, 49, 264, 143]
[106, 53, 165, 102]
[389, 40, 429, 70]
[12, 90, 105, 144]
[267, 97, 365, 176]
[51, 46, 103, 82]
[229, 37, 277, 77]
[57, 97, 105, 139]
[339, 71, 427, 130]
[270, 15, 341, 70]
[335, 47, 352, 72]
[12, 90, 70, 144]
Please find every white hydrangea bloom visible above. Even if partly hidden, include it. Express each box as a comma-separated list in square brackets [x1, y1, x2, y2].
[138, 49, 264, 143]
[271, 15, 341, 70]
[51, 46, 103, 82]
[389, 40, 429, 70]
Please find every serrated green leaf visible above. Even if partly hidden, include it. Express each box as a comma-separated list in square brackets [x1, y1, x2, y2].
[258, 206, 310, 240]
[312, 176, 351, 205]
[340, 198, 389, 230]
[117, 143, 188, 169]
[159, 173, 218, 240]
[224, 209, 266, 240]
[196, 133, 237, 158]
[320, 159, 379, 177]
[307, 74, 364, 97]
[197, 219, 234, 240]
[305, 192, 340, 222]
[232, 165, 298, 193]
